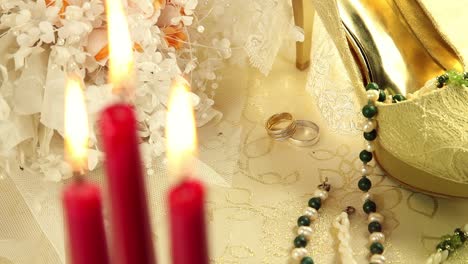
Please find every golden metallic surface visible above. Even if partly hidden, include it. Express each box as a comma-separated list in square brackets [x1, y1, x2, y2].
[337, 0, 462, 95]
[292, 0, 314, 71]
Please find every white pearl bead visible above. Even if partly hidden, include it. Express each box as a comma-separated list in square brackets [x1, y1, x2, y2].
[366, 90, 380, 102]
[370, 254, 386, 264]
[362, 192, 373, 202]
[197, 25, 205, 33]
[304, 207, 319, 221]
[369, 232, 386, 244]
[291, 248, 308, 260]
[363, 119, 377, 133]
[361, 164, 372, 175]
[298, 226, 313, 238]
[365, 141, 375, 152]
[314, 189, 328, 201]
[368, 212, 385, 224]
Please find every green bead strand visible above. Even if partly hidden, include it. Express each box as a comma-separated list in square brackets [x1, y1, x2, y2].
[370, 242, 385, 254]
[368, 221, 382, 233]
[363, 200, 377, 214]
[362, 105, 378, 118]
[358, 177, 372, 192]
[298, 215, 311, 227]
[378, 90, 386, 102]
[359, 150, 373, 163]
[393, 94, 406, 102]
[294, 235, 308, 248]
[301, 257, 314, 264]
[366, 82, 380, 91]
[308, 197, 322, 210]
[364, 130, 377, 141]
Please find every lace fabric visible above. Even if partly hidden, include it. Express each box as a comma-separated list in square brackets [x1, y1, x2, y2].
[244, 0, 295, 75]
[377, 85, 468, 183]
[306, 15, 362, 135]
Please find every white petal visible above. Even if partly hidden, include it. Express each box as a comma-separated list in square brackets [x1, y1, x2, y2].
[87, 149, 100, 171]
[44, 168, 62, 182]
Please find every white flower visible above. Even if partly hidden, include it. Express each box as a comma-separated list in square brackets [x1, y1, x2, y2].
[64, 5, 84, 21]
[182, 0, 197, 16]
[17, 27, 40, 47]
[38, 21, 55, 43]
[45, 6, 60, 22]
[13, 46, 34, 69]
[31, 154, 72, 182]
[58, 20, 91, 40]
[0, 0, 24, 11]
[130, 0, 155, 17]
[83, 0, 105, 24]
[15, 9, 32, 25]
[86, 84, 115, 114]
[87, 149, 102, 171]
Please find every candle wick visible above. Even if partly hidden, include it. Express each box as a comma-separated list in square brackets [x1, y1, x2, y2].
[73, 170, 86, 183]
[113, 84, 133, 103]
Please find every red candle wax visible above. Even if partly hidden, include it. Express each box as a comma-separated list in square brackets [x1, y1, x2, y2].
[63, 181, 110, 264]
[169, 178, 208, 264]
[100, 103, 156, 264]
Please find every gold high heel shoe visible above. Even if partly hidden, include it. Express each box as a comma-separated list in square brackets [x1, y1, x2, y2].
[294, 0, 468, 197]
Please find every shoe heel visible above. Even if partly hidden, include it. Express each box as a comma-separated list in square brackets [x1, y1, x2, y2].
[293, 0, 314, 71]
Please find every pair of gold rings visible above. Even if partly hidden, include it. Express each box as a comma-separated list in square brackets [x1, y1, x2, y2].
[265, 113, 320, 147]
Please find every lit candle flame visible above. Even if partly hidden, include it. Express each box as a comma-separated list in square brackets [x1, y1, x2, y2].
[105, 0, 134, 95]
[64, 74, 89, 173]
[166, 77, 197, 182]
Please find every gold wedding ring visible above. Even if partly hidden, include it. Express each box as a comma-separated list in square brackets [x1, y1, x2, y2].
[266, 113, 320, 147]
[265, 113, 297, 141]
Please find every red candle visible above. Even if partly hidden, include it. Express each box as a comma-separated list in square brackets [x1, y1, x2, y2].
[63, 181, 110, 264]
[62, 75, 109, 264]
[102, 1, 156, 262]
[169, 179, 208, 264]
[166, 78, 209, 264]
[100, 104, 156, 264]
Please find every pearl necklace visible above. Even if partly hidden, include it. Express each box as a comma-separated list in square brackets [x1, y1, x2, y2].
[290, 82, 388, 264]
[359, 82, 388, 264]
